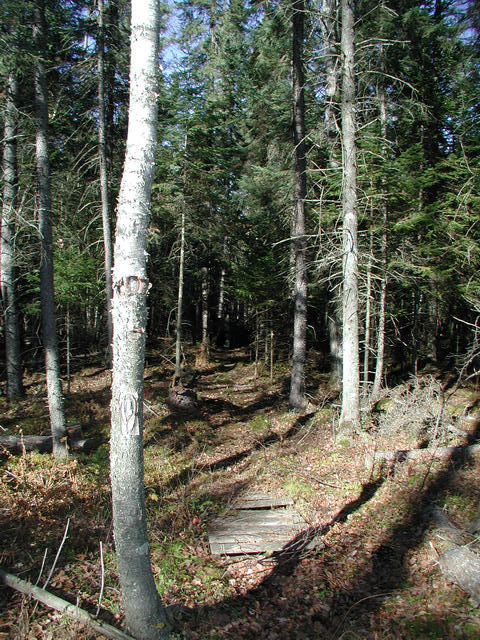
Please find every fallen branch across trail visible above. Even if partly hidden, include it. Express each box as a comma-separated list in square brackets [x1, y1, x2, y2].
[0, 567, 134, 640]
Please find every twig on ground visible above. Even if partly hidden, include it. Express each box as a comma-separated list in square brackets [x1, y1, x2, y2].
[295, 468, 342, 489]
[35, 548, 49, 586]
[95, 541, 105, 618]
[143, 398, 166, 417]
[43, 519, 70, 590]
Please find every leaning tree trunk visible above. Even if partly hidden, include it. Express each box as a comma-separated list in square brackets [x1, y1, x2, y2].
[97, 0, 114, 364]
[339, 0, 360, 429]
[289, 0, 308, 410]
[110, 0, 169, 637]
[33, 0, 67, 458]
[1, 71, 23, 399]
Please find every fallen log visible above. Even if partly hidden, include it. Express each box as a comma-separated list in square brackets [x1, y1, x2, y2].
[438, 546, 480, 606]
[429, 506, 480, 606]
[0, 567, 133, 640]
[0, 432, 97, 456]
[365, 442, 480, 469]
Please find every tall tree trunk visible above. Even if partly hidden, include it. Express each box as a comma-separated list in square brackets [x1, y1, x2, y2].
[339, 0, 360, 429]
[320, 0, 343, 387]
[1, 71, 23, 398]
[110, 0, 169, 637]
[33, 0, 67, 458]
[201, 266, 209, 360]
[98, 0, 114, 364]
[372, 22, 388, 401]
[363, 230, 373, 396]
[289, 0, 308, 410]
[175, 204, 185, 377]
[105, 0, 119, 171]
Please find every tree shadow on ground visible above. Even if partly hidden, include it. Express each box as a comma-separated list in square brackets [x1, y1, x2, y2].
[174, 422, 480, 639]
[201, 391, 285, 420]
[154, 412, 315, 495]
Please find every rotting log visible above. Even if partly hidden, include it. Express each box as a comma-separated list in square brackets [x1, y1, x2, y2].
[365, 443, 480, 470]
[0, 425, 97, 455]
[0, 567, 134, 640]
[430, 506, 480, 605]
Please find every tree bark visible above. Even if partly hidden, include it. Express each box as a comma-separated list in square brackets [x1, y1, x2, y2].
[1, 71, 23, 399]
[110, 0, 170, 637]
[339, 0, 360, 429]
[289, 0, 308, 410]
[33, 0, 67, 458]
[98, 0, 114, 365]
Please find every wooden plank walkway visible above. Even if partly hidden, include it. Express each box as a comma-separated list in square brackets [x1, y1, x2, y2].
[208, 493, 306, 555]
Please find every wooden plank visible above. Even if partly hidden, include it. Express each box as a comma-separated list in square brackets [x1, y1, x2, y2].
[212, 509, 304, 532]
[208, 503, 306, 555]
[210, 539, 290, 555]
[234, 493, 294, 509]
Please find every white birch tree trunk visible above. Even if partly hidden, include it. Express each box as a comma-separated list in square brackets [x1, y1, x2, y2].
[339, 0, 360, 429]
[1, 71, 23, 399]
[109, 0, 169, 637]
[33, 0, 67, 458]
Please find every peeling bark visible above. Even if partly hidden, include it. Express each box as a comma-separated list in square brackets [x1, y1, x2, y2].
[109, 1, 170, 638]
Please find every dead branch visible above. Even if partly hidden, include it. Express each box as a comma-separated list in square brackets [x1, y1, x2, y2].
[0, 567, 134, 640]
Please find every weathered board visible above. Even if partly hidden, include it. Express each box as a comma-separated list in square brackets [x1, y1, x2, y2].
[208, 494, 305, 555]
[234, 493, 294, 510]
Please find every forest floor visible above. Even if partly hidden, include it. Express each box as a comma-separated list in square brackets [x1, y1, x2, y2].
[1, 345, 480, 639]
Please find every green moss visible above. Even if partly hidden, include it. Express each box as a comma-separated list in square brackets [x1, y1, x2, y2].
[405, 615, 457, 639]
[283, 477, 315, 499]
[249, 413, 271, 433]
